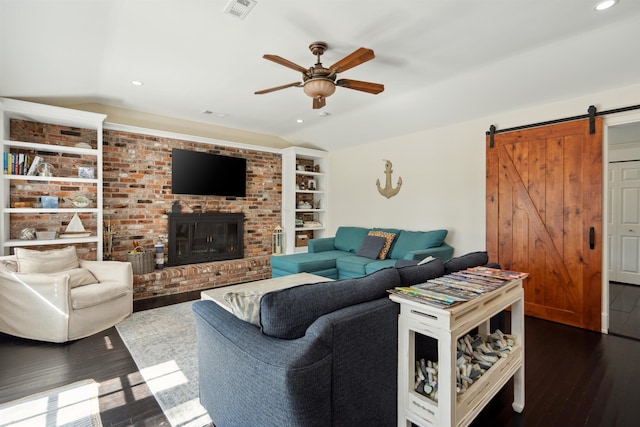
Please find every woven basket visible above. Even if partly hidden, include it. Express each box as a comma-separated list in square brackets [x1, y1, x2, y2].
[126, 249, 155, 275]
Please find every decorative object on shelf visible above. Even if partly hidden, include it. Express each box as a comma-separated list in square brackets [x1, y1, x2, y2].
[307, 179, 316, 190]
[314, 164, 320, 173]
[26, 155, 43, 176]
[60, 213, 90, 238]
[303, 220, 323, 228]
[103, 220, 115, 260]
[272, 225, 284, 255]
[376, 159, 402, 199]
[65, 194, 92, 208]
[19, 227, 37, 240]
[41, 196, 59, 208]
[297, 165, 305, 171]
[12, 201, 30, 208]
[314, 199, 321, 209]
[297, 201, 312, 209]
[78, 166, 95, 178]
[155, 239, 165, 269]
[74, 142, 92, 149]
[37, 162, 55, 177]
[299, 180, 306, 190]
[296, 233, 308, 247]
[36, 231, 57, 240]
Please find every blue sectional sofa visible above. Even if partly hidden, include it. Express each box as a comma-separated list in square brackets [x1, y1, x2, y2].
[270, 226, 454, 279]
[192, 251, 495, 427]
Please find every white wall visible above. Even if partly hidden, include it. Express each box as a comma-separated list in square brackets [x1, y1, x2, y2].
[328, 82, 640, 257]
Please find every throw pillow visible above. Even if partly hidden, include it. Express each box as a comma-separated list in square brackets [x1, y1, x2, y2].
[367, 231, 396, 260]
[0, 259, 18, 273]
[15, 246, 80, 274]
[64, 267, 99, 288]
[224, 291, 263, 326]
[355, 235, 387, 259]
[444, 251, 489, 274]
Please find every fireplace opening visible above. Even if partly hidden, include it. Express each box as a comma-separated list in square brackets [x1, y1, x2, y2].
[168, 212, 244, 267]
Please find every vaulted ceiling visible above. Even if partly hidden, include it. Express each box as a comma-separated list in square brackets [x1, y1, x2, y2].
[1, 0, 639, 151]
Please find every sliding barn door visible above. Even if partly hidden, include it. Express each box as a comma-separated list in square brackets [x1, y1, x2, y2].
[486, 118, 603, 332]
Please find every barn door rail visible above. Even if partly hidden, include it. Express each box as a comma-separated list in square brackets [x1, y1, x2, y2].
[487, 103, 640, 148]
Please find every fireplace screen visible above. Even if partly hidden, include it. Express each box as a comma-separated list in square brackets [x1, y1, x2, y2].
[168, 213, 244, 267]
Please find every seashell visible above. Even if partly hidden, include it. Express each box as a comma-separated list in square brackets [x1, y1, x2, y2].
[20, 227, 37, 240]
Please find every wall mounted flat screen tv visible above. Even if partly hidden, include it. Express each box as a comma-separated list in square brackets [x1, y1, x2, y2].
[171, 148, 247, 197]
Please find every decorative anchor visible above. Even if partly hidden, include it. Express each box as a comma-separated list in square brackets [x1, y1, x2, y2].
[376, 159, 402, 199]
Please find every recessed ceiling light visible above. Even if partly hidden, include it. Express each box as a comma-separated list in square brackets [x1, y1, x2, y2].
[296, 119, 304, 124]
[131, 80, 144, 86]
[594, 0, 618, 11]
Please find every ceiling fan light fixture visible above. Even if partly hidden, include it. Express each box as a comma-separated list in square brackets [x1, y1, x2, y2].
[303, 78, 336, 99]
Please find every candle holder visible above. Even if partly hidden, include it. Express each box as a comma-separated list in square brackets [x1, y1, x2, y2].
[272, 225, 284, 255]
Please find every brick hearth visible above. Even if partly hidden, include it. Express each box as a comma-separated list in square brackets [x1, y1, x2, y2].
[133, 255, 272, 299]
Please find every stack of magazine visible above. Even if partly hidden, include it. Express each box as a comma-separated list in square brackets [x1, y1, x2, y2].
[388, 266, 528, 309]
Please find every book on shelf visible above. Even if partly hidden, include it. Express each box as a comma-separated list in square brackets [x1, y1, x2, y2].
[4, 152, 40, 176]
[26, 155, 42, 176]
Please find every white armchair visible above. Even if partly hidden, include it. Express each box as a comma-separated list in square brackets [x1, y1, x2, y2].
[0, 251, 133, 343]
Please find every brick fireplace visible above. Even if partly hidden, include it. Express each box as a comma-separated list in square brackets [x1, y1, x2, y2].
[102, 128, 282, 299]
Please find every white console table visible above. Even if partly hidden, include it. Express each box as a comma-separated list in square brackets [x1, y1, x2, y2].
[390, 277, 525, 427]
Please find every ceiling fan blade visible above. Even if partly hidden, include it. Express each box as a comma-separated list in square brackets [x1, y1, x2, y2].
[329, 48, 375, 73]
[336, 79, 384, 94]
[313, 97, 326, 109]
[254, 82, 302, 95]
[263, 54, 309, 74]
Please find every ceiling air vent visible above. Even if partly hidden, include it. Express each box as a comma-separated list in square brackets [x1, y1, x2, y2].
[224, 0, 257, 20]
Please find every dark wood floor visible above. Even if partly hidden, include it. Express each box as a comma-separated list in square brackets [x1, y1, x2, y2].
[609, 282, 640, 340]
[0, 292, 199, 427]
[2, 292, 640, 426]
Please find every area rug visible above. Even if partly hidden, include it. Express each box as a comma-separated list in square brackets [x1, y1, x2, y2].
[0, 379, 102, 427]
[115, 301, 211, 427]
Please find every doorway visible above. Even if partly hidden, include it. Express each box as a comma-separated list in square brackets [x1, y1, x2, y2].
[606, 116, 640, 339]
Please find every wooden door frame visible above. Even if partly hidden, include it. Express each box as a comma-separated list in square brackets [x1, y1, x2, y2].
[603, 110, 640, 333]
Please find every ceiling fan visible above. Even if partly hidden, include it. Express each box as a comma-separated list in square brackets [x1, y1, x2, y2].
[255, 41, 384, 109]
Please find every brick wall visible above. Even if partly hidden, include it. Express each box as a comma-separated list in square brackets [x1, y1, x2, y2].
[9, 120, 282, 299]
[103, 129, 282, 299]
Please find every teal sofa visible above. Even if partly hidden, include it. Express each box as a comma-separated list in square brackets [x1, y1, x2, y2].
[271, 226, 454, 279]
